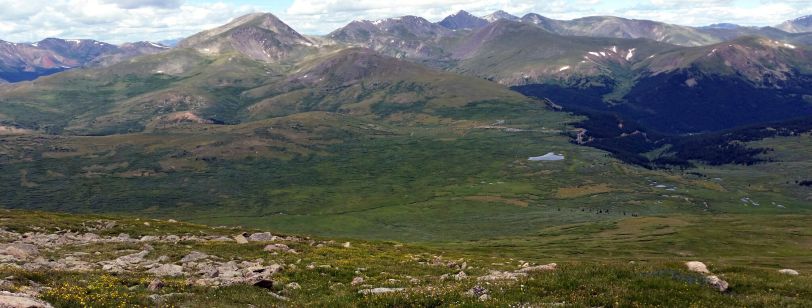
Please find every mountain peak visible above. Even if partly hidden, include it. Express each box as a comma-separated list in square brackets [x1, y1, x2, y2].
[451, 10, 474, 17]
[483, 10, 519, 22]
[439, 10, 489, 30]
[703, 23, 741, 30]
[178, 12, 313, 62]
[793, 15, 812, 22]
[777, 15, 812, 33]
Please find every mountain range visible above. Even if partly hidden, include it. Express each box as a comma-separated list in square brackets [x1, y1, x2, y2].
[1, 12, 811, 138]
[1, 9, 812, 307]
[0, 38, 170, 83]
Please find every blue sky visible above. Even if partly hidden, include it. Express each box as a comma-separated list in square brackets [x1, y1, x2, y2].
[0, 0, 810, 43]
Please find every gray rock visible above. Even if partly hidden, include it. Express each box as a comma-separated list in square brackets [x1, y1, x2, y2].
[351, 276, 364, 286]
[248, 232, 278, 242]
[0, 280, 13, 289]
[233, 234, 249, 244]
[686, 261, 710, 274]
[465, 285, 488, 298]
[477, 270, 527, 281]
[263, 244, 290, 253]
[705, 275, 729, 292]
[454, 271, 468, 281]
[180, 251, 210, 263]
[779, 269, 800, 276]
[116, 250, 150, 265]
[140, 236, 160, 242]
[517, 263, 557, 273]
[148, 278, 164, 291]
[0, 291, 53, 308]
[358, 288, 405, 295]
[147, 264, 184, 277]
[0, 255, 19, 263]
[286, 282, 301, 290]
[0, 244, 38, 260]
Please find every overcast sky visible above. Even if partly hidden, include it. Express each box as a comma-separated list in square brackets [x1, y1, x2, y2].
[1, 0, 810, 44]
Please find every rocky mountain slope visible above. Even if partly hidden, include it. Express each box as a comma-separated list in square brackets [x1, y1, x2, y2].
[328, 16, 458, 61]
[0, 13, 532, 136]
[777, 15, 812, 33]
[449, 20, 677, 85]
[521, 14, 719, 46]
[483, 10, 520, 23]
[438, 10, 489, 30]
[178, 13, 316, 63]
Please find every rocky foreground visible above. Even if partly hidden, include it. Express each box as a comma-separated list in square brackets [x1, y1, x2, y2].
[0, 210, 808, 307]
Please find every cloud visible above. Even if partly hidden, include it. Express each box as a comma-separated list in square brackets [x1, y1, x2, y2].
[103, 0, 184, 9]
[0, 0, 258, 43]
[1, 0, 811, 43]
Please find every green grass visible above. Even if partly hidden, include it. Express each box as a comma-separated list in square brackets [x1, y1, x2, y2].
[0, 210, 810, 307]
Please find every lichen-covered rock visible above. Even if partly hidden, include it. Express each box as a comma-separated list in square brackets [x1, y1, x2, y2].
[180, 251, 210, 263]
[705, 275, 729, 292]
[779, 269, 799, 276]
[358, 288, 404, 295]
[0, 291, 53, 308]
[248, 232, 278, 242]
[147, 264, 184, 277]
[517, 263, 557, 273]
[477, 270, 527, 281]
[0, 243, 38, 260]
[686, 261, 710, 274]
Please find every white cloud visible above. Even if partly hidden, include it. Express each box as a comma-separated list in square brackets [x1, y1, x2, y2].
[0, 0, 258, 43]
[1, 0, 811, 43]
[104, 0, 185, 9]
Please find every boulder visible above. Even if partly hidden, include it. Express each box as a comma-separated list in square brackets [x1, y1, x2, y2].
[685, 261, 710, 274]
[147, 264, 184, 277]
[233, 234, 249, 244]
[148, 279, 164, 291]
[358, 288, 405, 295]
[180, 251, 210, 263]
[116, 250, 150, 265]
[351, 276, 364, 286]
[263, 244, 290, 252]
[0, 291, 53, 308]
[342, 242, 351, 248]
[779, 269, 800, 276]
[140, 236, 160, 242]
[248, 232, 278, 242]
[0, 244, 38, 260]
[477, 270, 527, 281]
[465, 285, 488, 298]
[517, 263, 557, 273]
[286, 282, 301, 290]
[454, 271, 468, 281]
[705, 275, 729, 292]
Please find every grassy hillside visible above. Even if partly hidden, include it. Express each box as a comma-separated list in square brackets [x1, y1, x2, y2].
[2, 101, 811, 242]
[0, 210, 809, 307]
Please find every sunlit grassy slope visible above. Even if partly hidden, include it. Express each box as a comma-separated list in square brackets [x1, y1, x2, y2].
[0, 209, 810, 307]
